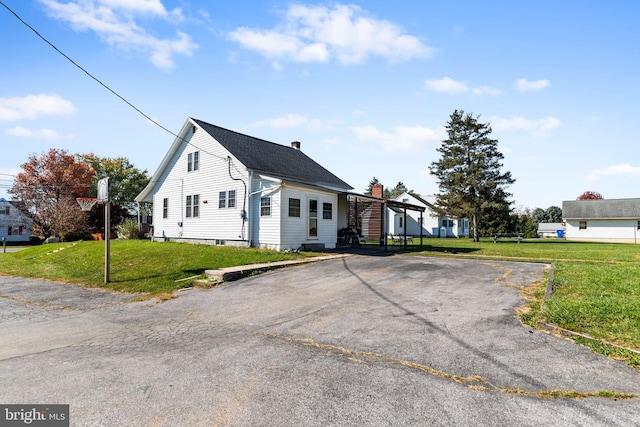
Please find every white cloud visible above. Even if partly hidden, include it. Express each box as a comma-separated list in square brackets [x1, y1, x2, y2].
[351, 125, 440, 152]
[39, 0, 197, 69]
[424, 77, 468, 94]
[229, 4, 432, 66]
[0, 94, 75, 122]
[515, 78, 550, 92]
[6, 126, 72, 140]
[197, 8, 210, 20]
[424, 78, 504, 96]
[472, 85, 504, 96]
[491, 115, 561, 135]
[585, 164, 640, 181]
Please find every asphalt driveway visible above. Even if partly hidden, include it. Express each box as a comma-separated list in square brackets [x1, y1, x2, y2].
[1, 255, 639, 426]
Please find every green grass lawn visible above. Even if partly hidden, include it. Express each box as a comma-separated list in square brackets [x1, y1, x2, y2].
[0, 240, 308, 294]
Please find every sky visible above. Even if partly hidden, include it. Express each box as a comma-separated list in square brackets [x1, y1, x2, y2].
[1, 0, 639, 211]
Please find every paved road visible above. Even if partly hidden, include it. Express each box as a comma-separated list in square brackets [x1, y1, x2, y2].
[1, 255, 639, 426]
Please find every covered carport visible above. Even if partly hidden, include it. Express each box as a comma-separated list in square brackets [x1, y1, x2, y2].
[342, 190, 426, 250]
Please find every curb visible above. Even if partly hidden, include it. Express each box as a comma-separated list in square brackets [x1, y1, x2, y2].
[200, 254, 351, 286]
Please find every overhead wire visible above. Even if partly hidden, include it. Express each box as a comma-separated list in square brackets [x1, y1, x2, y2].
[0, 1, 228, 164]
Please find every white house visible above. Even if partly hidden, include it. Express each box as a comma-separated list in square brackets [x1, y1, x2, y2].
[135, 118, 353, 251]
[563, 198, 640, 244]
[388, 192, 469, 238]
[0, 198, 32, 243]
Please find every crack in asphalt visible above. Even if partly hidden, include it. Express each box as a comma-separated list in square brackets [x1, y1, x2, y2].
[255, 330, 638, 401]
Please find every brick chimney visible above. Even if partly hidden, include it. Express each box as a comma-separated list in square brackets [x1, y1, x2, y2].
[291, 141, 301, 150]
[372, 184, 384, 199]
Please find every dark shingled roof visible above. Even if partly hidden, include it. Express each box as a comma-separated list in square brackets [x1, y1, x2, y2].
[562, 198, 640, 219]
[193, 118, 352, 191]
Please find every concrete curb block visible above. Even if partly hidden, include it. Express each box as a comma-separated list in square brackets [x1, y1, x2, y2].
[203, 254, 351, 285]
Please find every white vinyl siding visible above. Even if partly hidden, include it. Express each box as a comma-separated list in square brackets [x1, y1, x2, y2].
[280, 185, 338, 250]
[250, 176, 281, 249]
[151, 123, 247, 242]
[565, 219, 640, 243]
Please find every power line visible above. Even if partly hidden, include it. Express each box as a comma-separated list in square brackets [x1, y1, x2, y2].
[0, 1, 228, 164]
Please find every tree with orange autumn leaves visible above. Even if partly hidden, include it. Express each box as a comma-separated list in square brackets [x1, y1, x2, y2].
[9, 148, 95, 239]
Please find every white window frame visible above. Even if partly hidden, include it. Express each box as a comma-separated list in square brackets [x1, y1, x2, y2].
[322, 202, 332, 220]
[228, 190, 236, 209]
[289, 198, 301, 217]
[308, 198, 318, 239]
[260, 197, 271, 216]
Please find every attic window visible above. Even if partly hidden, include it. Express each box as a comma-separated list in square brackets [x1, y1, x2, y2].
[187, 151, 200, 172]
[192, 125, 196, 134]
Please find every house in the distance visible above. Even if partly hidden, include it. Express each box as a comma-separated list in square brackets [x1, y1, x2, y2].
[387, 192, 469, 238]
[0, 198, 32, 242]
[562, 198, 640, 243]
[135, 118, 353, 251]
[537, 222, 565, 238]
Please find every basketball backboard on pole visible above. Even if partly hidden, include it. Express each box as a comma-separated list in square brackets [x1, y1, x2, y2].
[98, 177, 109, 203]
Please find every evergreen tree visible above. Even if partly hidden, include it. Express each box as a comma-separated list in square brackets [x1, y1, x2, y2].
[388, 181, 408, 198]
[364, 176, 381, 196]
[430, 110, 515, 241]
[545, 206, 562, 223]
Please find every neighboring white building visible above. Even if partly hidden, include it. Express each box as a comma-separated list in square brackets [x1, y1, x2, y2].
[537, 222, 565, 238]
[563, 198, 640, 244]
[135, 118, 353, 251]
[388, 192, 469, 238]
[0, 198, 32, 242]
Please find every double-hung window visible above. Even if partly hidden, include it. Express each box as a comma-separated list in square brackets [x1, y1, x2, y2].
[260, 197, 271, 216]
[322, 202, 332, 219]
[289, 198, 301, 217]
[186, 195, 200, 218]
[163, 198, 168, 219]
[187, 151, 199, 172]
[219, 190, 237, 209]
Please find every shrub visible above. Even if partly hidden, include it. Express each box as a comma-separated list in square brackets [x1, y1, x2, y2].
[116, 218, 140, 239]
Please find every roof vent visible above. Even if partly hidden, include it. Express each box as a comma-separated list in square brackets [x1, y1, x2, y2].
[291, 141, 301, 150]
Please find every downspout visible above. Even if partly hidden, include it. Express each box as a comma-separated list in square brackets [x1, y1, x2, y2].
[248, 171, 252, 246]
[227, 157, 247, 241]
[180, 178, 184, 238]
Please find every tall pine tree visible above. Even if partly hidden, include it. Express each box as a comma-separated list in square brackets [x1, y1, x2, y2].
[430, 110, 515, 241]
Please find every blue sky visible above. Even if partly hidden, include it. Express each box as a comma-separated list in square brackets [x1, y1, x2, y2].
[1, 0, 638, 210]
